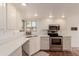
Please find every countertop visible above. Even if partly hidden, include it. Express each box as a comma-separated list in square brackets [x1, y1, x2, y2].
[26, 35, 38, 38]
[39, 35, 71, 40]
[39, 35, 71, 38]
[0, 32, 30, 56]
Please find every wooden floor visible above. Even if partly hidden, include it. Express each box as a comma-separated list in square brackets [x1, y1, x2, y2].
[44, 50, 79, 56]
[44, 51, 73, 56]
[22, 48, 79, 56]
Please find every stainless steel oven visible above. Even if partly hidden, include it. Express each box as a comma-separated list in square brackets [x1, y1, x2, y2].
[49, 37, 63, 51]
[51, 38, 61, 45]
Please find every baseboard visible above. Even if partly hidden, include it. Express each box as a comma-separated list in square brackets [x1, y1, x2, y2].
[72, 47, 79, 50]
[31, 50, 40, 56]
[22, 48, 29, 56]
[40, 49, 50, 51]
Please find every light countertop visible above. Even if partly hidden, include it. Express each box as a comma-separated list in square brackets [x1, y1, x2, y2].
[0, 31, 30, 56]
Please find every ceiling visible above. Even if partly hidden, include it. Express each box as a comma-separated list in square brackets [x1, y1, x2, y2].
[13, 3, 79, 19]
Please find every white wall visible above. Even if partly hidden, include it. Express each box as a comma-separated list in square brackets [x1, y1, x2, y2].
[66, 15, 79, 47]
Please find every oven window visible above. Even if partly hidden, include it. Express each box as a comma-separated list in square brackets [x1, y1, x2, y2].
[51, 39, 61, 45]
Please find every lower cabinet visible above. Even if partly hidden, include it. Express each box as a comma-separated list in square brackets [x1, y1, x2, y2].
[23, 36, 40, 56]
[9, 47, 22, 56]
[40, 37, 49, 50]
[63, 37, 71, 51]
[40, 36, 71, 51]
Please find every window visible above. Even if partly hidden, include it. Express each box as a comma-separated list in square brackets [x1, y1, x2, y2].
[32, 21, 37, 31]
[22, 20, 37, 32]
[26, 20, 37, 31]
[26, 21, 31, 28]
[22, 20, 25, 31]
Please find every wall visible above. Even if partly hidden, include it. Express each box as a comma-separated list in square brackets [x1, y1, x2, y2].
[66, 15, 79, 47]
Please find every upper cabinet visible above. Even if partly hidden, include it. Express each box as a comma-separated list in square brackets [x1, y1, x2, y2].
[7, 4, 17, 30]
[6, 4, 22, 31]
[0, 3, 6, 31]
[16, 10, 22, 30]
[0, 4, 22, 31]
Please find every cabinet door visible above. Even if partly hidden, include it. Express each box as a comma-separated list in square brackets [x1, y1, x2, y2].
[63, 37, 71, 51]
[9, 47, 22, 56]
[40, 37, 49, 50]
[0, 4, 6, 31]
[29, 37, 40, 55]
[22, 40, 30, 55]
[7, 4, 17, 30]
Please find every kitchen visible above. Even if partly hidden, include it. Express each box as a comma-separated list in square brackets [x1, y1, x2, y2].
[1, 3, 79, 56]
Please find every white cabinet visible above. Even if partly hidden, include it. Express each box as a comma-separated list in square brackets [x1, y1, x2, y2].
[23, 40, 29, 55]
[0, 4, 6, 31]
[40, 37, 49, 50]
[0, 5, 3, 30]
[29, 37, 40, 55]
[23, 36, 40, 56]
[9, 47, 22, 56]
[7, 4, 22, 30]
[0, 4, 22, 31]
[63, 37, 71, 51]
[7, 4, 17, 30]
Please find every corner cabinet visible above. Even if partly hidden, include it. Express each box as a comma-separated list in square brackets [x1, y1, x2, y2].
[63, 36, 71, 51]
[40, 36, 49, 50]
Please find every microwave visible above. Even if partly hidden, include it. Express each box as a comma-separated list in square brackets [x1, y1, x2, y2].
[49, 25, 60, 30]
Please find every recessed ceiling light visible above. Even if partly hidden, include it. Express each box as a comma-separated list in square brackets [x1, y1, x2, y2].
[49, 13, 54, 18]
[49, 15, 53, 18]
[21, 3, 26, 6]
[34, 13, 38, 17]
[61, 15, 65, 18]
[49, 14, 54, 18]
[61, 14, 65, 18]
